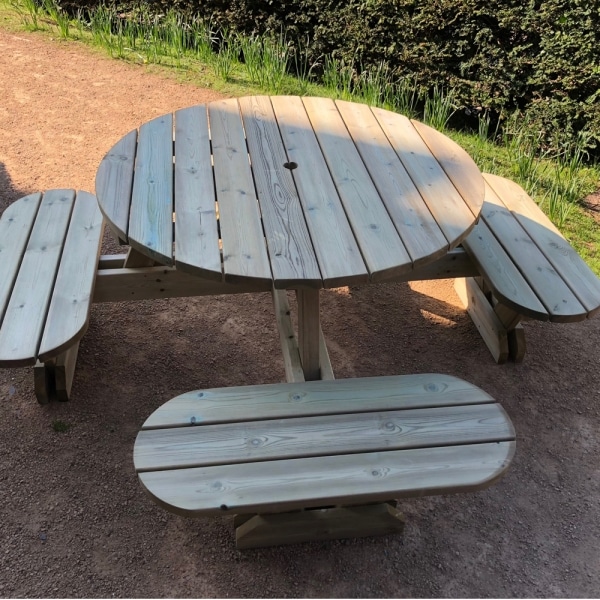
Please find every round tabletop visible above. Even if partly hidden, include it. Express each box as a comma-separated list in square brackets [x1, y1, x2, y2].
[95, 95, 484, 289]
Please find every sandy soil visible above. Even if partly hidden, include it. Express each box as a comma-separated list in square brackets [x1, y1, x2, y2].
[1, 27, 600, 599]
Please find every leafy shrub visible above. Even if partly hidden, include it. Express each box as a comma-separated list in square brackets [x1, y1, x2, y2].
[59, 0, 600, 157]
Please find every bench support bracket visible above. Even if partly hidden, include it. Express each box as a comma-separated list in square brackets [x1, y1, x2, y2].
[455, 277, 527, 363]
[33, 342, 81, 404]
[234, 502, 405, 550]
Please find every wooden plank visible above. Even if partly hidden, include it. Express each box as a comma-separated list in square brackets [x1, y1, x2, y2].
[174, 105, 222, 281]
[381, 247, 479, 282]
[209, 98, 272, 284]
[508, 324, 526, 363]
[95, 128, 137, 243]
[123, 247, 155, 268]
[454, 277, 509, 363]
[483, 173, 600, 317]
[371, 105, 476, 248]
[137, 441, 515, 516]
[0, 192, 42, 324]
[297, 287, 321, 380]
[134, 403, 514, 471]
[461, 219, 549, 320]
[0, 190, 75, 367]
[38, 192, 104, 361]
[270, 96, 368, 288]
[302, 97, 411, 280]
[140, 373, 496, 429]
[480, 181, 586, 322]
[271, 289, 305, 383]
[239, 96, 321, 288]
[92, 265, 271, 303]
[318, 327, 335, 381]
[54, 341, 80, 402]
[411, 119, 485, 218]
[335, 100, 448, 268]
[235, 503, 405, 549]
[272, 289, 335, 383]
[129, 113, 174, 265]
[33, 359, 52, 405]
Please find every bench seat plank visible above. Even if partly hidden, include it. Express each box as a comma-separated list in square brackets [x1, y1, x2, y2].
[134, 403, 514, 472]
[38, 191, 104, 361]
[462, 220, 549, 320]
[0, 192, 42, 320]
[138, 441, 515, 517]
[140, 373, 496, 429]
[0, 190, 75, 367]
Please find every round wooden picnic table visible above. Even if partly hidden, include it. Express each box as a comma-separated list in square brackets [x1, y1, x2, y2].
[95, 95, 485, 379]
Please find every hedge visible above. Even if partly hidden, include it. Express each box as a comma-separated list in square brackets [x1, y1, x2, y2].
[64, 0, 600, 155]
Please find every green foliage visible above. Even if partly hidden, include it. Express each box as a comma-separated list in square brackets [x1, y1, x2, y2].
[69, 0, 596, 158]
[52, 419, 72, 433]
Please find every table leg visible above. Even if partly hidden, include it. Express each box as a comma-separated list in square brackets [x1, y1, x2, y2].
[296, 288, 321, 381]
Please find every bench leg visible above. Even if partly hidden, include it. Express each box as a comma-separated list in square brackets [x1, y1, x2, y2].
[455, 278, 528, 363]
[454, 278, 509, 363]
[234, 502, 405, 550]
[493, 304, 526, 363]
[34, 360, 54, 405]
[32, 342, 81, 403]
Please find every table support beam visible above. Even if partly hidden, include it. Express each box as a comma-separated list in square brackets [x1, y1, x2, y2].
[297, 288, 321, 381]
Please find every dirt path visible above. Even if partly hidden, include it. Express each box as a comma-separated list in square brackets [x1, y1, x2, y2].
[1, 27, 600, 599]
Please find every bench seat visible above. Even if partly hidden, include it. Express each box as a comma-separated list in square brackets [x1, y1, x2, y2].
[134, 374, 516, 548]
[456, 173, 600, 362]
[0, 190, 104, 402]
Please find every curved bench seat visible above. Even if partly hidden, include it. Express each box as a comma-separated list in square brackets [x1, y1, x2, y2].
[0, 190, 104, 401]
[134, 374, 516, 548]
[456, 173, 600, 362]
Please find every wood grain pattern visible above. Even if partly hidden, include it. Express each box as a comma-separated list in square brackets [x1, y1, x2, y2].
[95, 128, 137, 243]
[0, 192, 41, 325]
[483, 173, 600, 317]
[0, 190, 75, 367]
[38, 191, 104, 361]
[302, 97, 411, 280]
[334, 100, 449, 268]
[209, 98, 272, 284]
[135, 403, 514, 471]
[411, 119, 485, 219]
[174, 105, 222, 280]
[129, 114, 174, 265]
[271, 96, 368, 287]
[478, 179, 586, 322]
[140, 373, 496, 429]
[371, 106, 476, 248]
[137, 441, 515, 516]
[240, 96, 321, 288]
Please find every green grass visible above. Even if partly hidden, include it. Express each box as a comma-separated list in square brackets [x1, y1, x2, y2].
[3, 0, 600, 273]
[51, 419, 72, 433]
